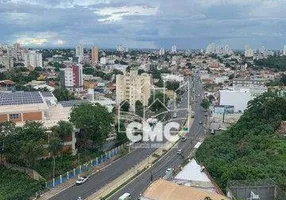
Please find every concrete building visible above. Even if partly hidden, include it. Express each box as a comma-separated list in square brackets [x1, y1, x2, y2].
[24, 51, 42, 69]
[0, 92, 49, 123]
[171, 45, 177, 54]
[232, 78, 267, 87]
[245, 45, 254, 58]
[219, 88, 252, 112]
[206, 43, 216, 54]
[116, 70, 151, 111]
[91, 46, 99, 65]
[61, 64, 83, 91]
[283, 45, 286, 56]
[0, 56, 14, 70]
[159, 48, 165, 56]
[75, 45, 84, 63]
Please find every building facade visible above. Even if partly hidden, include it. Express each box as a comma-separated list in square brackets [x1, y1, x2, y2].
[91, 46, 99, 65]
[75, 45, 84, 63]
[24, 51, 42, 69]
[61, 64, 83, 91]
[116, 70, 151, 112]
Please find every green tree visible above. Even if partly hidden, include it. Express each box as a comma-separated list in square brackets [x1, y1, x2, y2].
[200, 98, 210, 109]
[148, 92, 169, 112]
[53, 88, 76, 101]
[70, 104, 113, 151]
[48, 137, 63, 178]
[135, 100, 144, 117]
[120, 101, 130, 112]
[51, 121, 73, 139]
[166, 81, 180, 91]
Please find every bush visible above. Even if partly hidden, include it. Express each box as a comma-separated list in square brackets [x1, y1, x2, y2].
[0, 167, 44, 200]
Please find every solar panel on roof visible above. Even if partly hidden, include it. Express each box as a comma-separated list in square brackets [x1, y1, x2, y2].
[0, 92, 44, 106]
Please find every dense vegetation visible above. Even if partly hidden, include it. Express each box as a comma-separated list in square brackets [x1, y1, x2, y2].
[196, 92, 286, 192]
[0, 167, 44, 200]
[255, 55, 286, 71]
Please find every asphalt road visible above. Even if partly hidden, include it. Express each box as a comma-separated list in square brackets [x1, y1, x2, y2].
[111, 75, 206, 200]
[50, 78, 193, 200]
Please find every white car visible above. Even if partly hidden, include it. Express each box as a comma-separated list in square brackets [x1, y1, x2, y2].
[165, 168, 174, 176]
[76, 176, 88, 185]
[177, 149, 182, 154]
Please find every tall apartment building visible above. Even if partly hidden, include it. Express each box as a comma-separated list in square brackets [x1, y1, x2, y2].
[61, 64, 83, 91]
[116, 70, 151, 112]
[24, 51, 42, 69]
[75, 45, 84, 63]
[171, 45, 177, 54]
[91, 46, 99, 65]
[0, 56, 14, 70]
[283, 45, 286, 56]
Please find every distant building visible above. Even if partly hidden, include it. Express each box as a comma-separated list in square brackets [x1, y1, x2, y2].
[116, 70, 151, 111]
[61, 64, 83, 91]
[171, 45, 177, 54]
[245, 45, 254, 58]
[24, 51, 42, 69]
[91, 46, 99, 65]
[159, 48, 165, 56]
[232, 78, 267, 87]
[206, 43, 216, 54]
[0, 56, 14, 70]
[75, 45, 84, 63]
[283, 45, 286, 56]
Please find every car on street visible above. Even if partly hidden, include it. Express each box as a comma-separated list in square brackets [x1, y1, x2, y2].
[76, 176, 88, 185]
[165, 168, 174, 176]
[199, 121, 203, 124]
[177, 149, 182, 154]
[181, 136, 186, 142]
[118, 193, 131, 200]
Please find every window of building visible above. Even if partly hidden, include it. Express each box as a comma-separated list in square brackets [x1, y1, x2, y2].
[9, 113, 20, 119]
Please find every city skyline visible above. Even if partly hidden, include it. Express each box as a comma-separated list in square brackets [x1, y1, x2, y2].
[0, 0, 286, 49]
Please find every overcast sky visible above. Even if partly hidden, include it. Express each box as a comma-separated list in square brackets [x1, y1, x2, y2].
[1, 0, 286, 49]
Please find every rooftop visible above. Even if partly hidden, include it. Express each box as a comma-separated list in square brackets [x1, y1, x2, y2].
[143, 179, 229, 200]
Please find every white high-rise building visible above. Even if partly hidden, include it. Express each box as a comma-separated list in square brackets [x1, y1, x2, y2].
[171, 45, 177, 54]
[75, 45, 84, 63]
[116, 70, 151, 112]
[62, 64, 83, 91]
[159, 48, 165, 56]
[24, 51, 42, 69]
[245, 45, 254, 58]
[206, 43, 216, 54]
[283, 45, 286, 56]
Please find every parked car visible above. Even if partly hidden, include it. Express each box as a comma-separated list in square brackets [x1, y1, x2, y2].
[76, 176, 88, 185]
[199, 121, 203, 124]
[177, 149, 182, 154]
[181, 137, 187, 142]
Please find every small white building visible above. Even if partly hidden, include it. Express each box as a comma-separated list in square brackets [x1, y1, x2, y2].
[219, 88, 252, 112]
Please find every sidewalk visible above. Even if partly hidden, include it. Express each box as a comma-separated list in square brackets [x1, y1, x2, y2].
[37, 156, 119, 200]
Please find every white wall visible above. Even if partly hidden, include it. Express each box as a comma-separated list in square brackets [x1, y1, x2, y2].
[219, 89, 252, 112]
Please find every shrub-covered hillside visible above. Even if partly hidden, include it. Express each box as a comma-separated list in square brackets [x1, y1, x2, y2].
[0, 167, 44, 200]
[196, 92, 286, 192]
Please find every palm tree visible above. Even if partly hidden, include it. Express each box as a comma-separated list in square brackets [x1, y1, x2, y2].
[48, 137, 63, 178]
[52, 121, 74, 140]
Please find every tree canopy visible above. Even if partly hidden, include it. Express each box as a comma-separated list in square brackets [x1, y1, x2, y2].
[196, 92, 286, 192]
[69, 103, 113, 150]
[254, 55, 286, 71]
